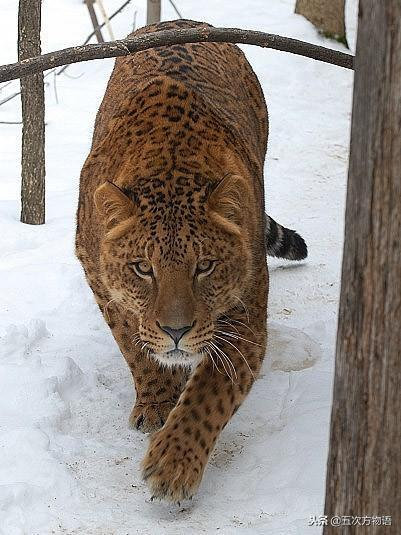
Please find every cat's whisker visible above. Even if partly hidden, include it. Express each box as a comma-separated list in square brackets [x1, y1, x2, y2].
[216, 353, 234, 383]
[214, 334, 255, 380]
[220, 315, 257, 336]
[215, 329, 262, 347]
[207, 344, 227, 377]
[141, 341, 149, 352]
[232, 295, 251, 324]
[210, 340, 237, 382]
[203, 348, 215, 373]
[204, 345, 223, 376]
[217, 318, 240, 334]
[209, 341, 233, 382]
[131, 332, 141, 343]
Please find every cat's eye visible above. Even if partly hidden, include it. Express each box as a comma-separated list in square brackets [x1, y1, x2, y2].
[196, 259, 216, 277]
[129, 260, 153, 278]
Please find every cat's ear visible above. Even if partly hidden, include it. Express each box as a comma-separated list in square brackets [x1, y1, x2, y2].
[207, 174, 250, 235]
[94, 181, 135, 230]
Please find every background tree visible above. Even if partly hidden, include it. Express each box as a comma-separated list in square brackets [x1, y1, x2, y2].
[295, 0, 348, 47]
[147, 0, 161, 25]
[324, 1, 401, 532]
[18, 0, 45, 225]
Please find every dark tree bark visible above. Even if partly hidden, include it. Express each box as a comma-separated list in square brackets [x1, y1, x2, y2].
[18, 0, 45, 225]
[324, 1, 401, 533]
[147, 0, 161, 25]
[295, 0, 347, 47]
[0, 26, 354, 84]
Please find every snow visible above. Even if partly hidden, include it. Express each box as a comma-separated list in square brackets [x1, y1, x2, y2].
[0, 1, 357, 533]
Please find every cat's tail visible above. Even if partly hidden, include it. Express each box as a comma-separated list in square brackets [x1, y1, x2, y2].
[265, 214, 307, 261]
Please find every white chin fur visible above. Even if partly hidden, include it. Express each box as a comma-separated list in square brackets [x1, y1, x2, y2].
[152, 349, 204, 368]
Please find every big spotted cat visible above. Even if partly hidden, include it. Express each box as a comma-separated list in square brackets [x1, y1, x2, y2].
[76, 19, 307, 502]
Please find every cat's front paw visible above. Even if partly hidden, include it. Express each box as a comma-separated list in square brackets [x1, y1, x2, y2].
[141, 425, 206, 502]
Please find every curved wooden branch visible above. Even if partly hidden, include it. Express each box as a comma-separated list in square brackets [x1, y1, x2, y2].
[0, 26, 354, 83]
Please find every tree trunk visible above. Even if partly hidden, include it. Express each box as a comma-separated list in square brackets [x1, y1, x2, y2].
[18, 0, 45, 225]
[324, 1, 401, 533]
[147, 0, 161, 25]
[295, 0, 347, 46]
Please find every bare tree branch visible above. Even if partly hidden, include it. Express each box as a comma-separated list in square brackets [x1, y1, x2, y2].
[0, 91, 20, 106]
[85, 0, 104, 43]
[80, 0, 132, 47]
[96, 0, 115, 41]
[168, 0, 183, 19]
[57, 0, 132, 76]
[0, 26, 354, 83]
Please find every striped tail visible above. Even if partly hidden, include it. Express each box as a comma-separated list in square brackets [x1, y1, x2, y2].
[265, 214, 307, 261]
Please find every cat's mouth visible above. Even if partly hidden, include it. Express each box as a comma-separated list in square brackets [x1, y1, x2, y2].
[166, 348, 190, 358]
[152, 348, 203, 367]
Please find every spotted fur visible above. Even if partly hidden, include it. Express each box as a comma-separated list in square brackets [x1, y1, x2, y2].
[76, 19, 299, 502]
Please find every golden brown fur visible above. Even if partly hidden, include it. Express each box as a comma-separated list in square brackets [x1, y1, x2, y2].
[76, 19, 268, 501]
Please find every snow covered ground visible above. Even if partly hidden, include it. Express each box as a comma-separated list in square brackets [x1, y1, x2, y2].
[0, 1, 357, 533]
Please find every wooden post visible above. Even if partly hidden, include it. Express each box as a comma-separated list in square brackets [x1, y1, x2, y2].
[85, 0, 104, 43]
[18, 0, 45, 225]
[295, 0, 347, 46]
[147, 0, 161, 25]
[324, 1, 401, 533]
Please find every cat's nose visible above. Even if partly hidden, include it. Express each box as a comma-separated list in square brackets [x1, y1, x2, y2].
[157, 322, 193, 345]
